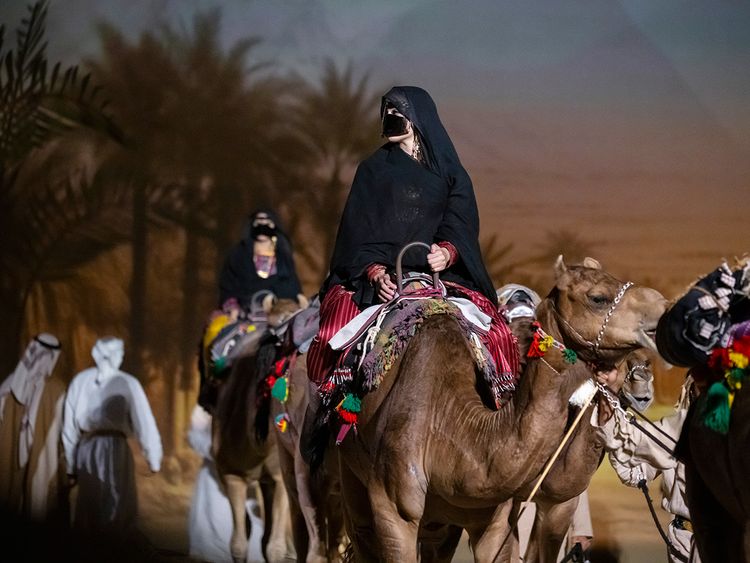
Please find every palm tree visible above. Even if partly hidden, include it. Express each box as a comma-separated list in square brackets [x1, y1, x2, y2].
[286, 60, 383, 281]
[480, 233, 517, 287]
[0, 1, 123, 376]
[86, 10, 302, 458]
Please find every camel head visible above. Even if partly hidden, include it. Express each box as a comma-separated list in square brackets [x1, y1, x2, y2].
[620, 349, 655, 411]
[262, 293, 308, 329]
[545, 255, 667, 366]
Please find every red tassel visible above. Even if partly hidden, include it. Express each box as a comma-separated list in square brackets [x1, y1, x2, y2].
[527, 330, 545, 358]
[338, 410, 358, 424]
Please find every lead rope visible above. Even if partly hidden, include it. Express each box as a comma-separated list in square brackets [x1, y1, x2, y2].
[638, 479, 689, 563]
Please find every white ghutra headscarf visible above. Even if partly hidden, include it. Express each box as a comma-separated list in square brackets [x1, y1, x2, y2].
[92, 337, 125, 384]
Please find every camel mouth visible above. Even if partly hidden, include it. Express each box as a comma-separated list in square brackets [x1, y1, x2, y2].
[637, 328, 658, 353]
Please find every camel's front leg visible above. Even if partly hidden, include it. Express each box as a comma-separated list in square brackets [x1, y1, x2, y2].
[260, 457, 293, 563]
[419, 521, 464, 563]
[367, 482, 422, 563]
[224, 473, 250, 563]
[339, 460, 384, 563]
[466, 500, 515, 563]
[277, 438, 311, 560]
[524, 497, 578, 563]
[293, 442, 332, 562]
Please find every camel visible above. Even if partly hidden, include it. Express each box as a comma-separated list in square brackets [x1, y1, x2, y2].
[515, 349, 654, 563]
[213, 296, 303, 563]
[334, 256, 666, 562]
[680, 382, 750, 562]
[271, 352, 346, 562]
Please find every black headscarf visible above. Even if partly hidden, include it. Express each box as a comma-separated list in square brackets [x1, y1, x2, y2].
[322, 86, 497, 307]
[219, 208, 302, 309]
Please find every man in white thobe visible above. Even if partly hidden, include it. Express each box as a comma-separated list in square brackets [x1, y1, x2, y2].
[62, 337, 162, 534]
[0, 333, 65, 522]
[599, 378, 699, 563]
[187, 403, 264, 563]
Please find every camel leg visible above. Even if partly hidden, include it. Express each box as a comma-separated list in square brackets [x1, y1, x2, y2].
[523, 497, 578, 563]
[323, 482, 346, 561]
[366, 482, 421, 563]
[224, 473, 250, 563]
[294, 447, 331, 562]
[419, 522, 464, 563]
[339, 460, 382, 563]
[466, 501, 515, 563]
[278, 441, 311, 561]
[260, 460, 292, 563]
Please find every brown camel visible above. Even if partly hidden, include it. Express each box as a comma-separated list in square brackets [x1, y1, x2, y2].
[680, 383, 750, 562]
[335, 256, 666, 562]
[516, 349, 654, 563]
[271, 352, 346, 562]
[213, 297, 302, 563]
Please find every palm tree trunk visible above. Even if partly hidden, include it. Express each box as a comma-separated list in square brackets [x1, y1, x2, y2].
[0, 287, 26, 377]
[129, 181, 148, 379]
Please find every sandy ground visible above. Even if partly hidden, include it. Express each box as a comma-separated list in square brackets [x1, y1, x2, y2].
[135, 404, 677, 563]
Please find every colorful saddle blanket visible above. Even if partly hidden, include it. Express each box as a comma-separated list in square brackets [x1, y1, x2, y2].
[318, 285, 509, 444]
[359, 298, 502, 399]
[202, 313, 266, 380]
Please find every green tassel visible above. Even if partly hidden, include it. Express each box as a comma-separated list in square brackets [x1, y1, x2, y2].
[341, 393, 361, 413]
[727, 367, 745, 388]
[563, 348, 578, 364]
[702, 381, 731, 434]
[271, 376, 288, 402]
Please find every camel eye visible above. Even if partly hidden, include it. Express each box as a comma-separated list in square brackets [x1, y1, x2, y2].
[589, 294, 610, 306]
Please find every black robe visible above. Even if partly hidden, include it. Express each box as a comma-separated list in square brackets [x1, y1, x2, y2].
[219, 209, 302, 310]
[322, 86, 497, 308]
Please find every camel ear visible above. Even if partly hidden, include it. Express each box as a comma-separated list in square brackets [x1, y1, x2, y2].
[554, 255, 567, 280]
[582, 257, 602, 270]
[297, 293, 309, 309]
[262, 293, 277, 314]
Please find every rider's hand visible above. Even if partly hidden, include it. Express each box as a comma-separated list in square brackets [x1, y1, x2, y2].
[427, 243, 450, 273]
[374, 271, 397, 302]
[595, 367, 619, 390]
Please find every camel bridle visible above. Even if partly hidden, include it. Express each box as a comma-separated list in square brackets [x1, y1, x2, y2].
[555, 280, 634, 361]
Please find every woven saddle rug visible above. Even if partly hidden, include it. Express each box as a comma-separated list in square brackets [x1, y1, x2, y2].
[318, 284, 514, 445]
[359, 297, 504, 401]
[325, 285, 507, 408]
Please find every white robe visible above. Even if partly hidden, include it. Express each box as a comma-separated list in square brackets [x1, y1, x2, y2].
[598, 385, 699, 563]
[187, 405, 263, 563]
[0, 334, 64, 520]
[62, 357, 162, 533]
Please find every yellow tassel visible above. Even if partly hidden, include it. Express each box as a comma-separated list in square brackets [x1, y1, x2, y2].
[729, 352, 748, 369]
[539, 335, 554, 352]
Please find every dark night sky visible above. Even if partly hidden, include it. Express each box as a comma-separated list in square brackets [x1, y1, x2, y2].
[3, 0, 749, 287]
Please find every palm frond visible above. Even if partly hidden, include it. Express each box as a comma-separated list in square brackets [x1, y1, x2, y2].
[0, 1, 122, 173]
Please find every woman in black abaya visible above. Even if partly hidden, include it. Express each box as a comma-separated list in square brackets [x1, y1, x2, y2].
[219, 209, 303, 312]
[307, 86, 519, 398]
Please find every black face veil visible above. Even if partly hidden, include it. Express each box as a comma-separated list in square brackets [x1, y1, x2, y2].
[379, 86, 464, 178]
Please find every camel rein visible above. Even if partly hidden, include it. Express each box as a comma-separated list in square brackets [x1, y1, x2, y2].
[638, 479, 690, 562]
